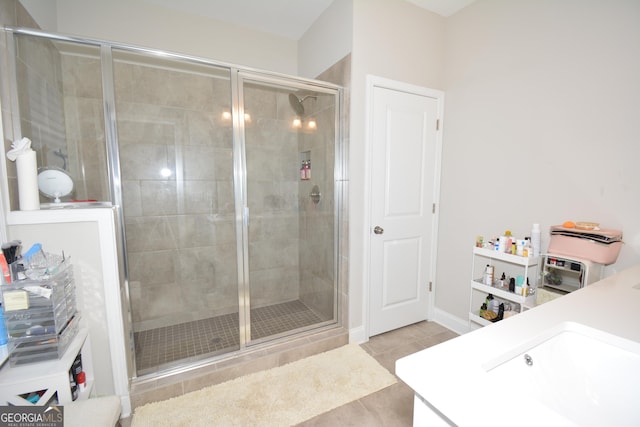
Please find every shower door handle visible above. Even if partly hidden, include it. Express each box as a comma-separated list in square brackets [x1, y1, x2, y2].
[244, 207, 249, 228]
[373, 226, 384, 235]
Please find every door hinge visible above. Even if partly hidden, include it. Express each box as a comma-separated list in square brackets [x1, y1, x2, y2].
[429, 281, 433, 292]
[432, 203, 436, 214]
[436, 119, 440, 131]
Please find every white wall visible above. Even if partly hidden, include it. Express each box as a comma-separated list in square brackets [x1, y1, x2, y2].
[298, 0, 352, 79]
[20, 0, 351, 79]
[17, 0, 57, 30]
[51, 0, 298, 74]
[436, 0, 640, 322]
[349, 0, 446, 338]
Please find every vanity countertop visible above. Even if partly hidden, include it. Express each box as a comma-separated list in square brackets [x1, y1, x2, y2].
[396, 263, 640, 426]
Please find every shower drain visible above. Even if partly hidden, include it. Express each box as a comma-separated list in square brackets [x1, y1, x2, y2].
[211, 337, 223, 345]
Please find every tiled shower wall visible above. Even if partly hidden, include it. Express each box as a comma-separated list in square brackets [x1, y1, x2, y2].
[59, 53, 311, 331]
[111, 60, 343, 332]
[296, 92, 336, 322]
[60, 51, 109, 202]
[112, 60, 241, 331]
[111, 58, 335, 332]
[243, 83, 302, 311]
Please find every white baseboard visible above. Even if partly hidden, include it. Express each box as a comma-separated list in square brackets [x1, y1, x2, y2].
[349, 309, 469, 343]
[432, 308, 469, 335]
[348, 325, 367, 344]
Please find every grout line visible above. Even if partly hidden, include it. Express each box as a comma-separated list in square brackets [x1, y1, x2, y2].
[134, 300, 323, 373]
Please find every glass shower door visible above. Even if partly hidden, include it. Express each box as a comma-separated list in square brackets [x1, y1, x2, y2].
[3, 27, 344, 381]
[111, 49, 240, 375]
[239, 75, 339, 344]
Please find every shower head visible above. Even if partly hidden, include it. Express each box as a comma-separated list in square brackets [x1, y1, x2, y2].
[288, 93, 317, 116]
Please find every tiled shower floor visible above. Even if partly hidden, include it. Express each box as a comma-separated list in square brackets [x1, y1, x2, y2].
[134, 300, 324, 375]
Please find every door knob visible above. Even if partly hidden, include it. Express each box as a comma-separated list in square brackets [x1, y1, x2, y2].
[373, 226, 384, 234]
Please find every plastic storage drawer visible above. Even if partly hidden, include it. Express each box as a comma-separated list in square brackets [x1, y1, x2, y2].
[9, 314, 80, 367]
[2, 262, 76, 339]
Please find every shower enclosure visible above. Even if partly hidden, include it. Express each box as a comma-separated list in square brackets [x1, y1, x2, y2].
[2, 28, 342, 377]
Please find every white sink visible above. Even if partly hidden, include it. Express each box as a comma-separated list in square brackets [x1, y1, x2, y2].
[483, 322, 640, 426]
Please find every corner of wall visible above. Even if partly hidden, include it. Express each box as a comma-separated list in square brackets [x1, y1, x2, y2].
[433, 307, 469, 336]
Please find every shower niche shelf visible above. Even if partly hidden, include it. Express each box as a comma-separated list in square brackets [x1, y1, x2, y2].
[299, 151, 311, 181]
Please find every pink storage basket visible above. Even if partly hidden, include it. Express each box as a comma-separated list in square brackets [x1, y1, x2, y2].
[548, 226, 623, 265]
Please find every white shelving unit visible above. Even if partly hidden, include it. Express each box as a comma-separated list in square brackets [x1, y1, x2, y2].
[469, 247, 539, 328]
[0, 328, 94, 406]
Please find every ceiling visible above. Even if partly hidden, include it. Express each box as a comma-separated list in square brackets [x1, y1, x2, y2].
[141, 0, 476, 40]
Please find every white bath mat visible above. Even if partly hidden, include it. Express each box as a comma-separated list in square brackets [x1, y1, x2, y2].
[131, 344, 397, 426]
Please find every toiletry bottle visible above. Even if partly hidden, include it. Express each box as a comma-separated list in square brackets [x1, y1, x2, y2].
[515, 275, 524, 295]
[77, 371, 86, 391]
[0, 254, 10, 284]
[304, 160, 311, 180]
[483, 265, 494, 285]
[498, 235, 507, 253]
[486, 294, 494, 312]
[70, 379, 78, 401]
[488, 294, 499, 313]
[0, 304, 7, 346]
[531, 224, 541, 257]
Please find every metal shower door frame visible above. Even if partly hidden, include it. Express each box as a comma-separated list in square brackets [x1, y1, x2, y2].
[234, 71, 343, 348]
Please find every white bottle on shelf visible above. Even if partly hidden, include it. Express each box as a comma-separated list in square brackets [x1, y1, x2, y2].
[531, 223, 541, 257]
[483, 265, 494, 285]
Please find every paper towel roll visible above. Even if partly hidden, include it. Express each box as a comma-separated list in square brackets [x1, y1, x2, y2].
[16, 150, 40, 211]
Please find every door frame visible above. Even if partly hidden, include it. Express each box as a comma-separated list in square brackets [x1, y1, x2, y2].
[362, 75, 444, 341]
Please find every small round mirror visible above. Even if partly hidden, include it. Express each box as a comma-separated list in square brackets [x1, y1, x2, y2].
[38, 167, 74, 203]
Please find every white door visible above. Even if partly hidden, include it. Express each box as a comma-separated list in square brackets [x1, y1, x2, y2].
[368, 79, 442, 337]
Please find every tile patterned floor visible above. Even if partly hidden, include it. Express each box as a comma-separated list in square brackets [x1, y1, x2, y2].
[121, 321, 458, 427]
[250, 300, 328, 339]
[295, 321, 459, 426]
[134, 300, 324, 374]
